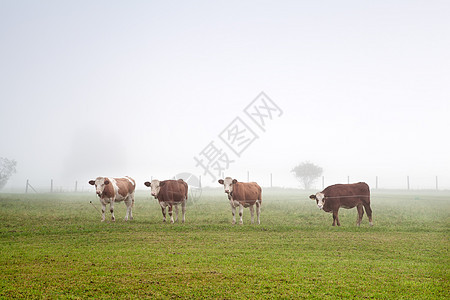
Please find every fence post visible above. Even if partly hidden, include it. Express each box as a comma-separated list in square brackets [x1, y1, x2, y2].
[407, 176, 410, 190]
[347, 176, 350, 184]
[75, 181, 78, 192]
[247, 171, 249, 182]
[270, 173, 273, 188]
[25, 180, 37, 193]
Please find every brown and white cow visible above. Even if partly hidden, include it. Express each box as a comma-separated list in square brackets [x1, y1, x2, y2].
[218, 177, 262, 225]
[144, 179, 188, 223]
[88, 176, 136, 222]
[309, 182, 373, 226]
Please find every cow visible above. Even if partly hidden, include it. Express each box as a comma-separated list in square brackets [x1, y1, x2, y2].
[88, 176, 136, 222]
[144, 179, 188, 223]
[218, 177, 262, 225]
[309, 182, 373, 226]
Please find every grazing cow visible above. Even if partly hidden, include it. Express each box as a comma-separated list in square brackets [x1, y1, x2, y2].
[309, 182, 373, 226]
[144, 179, 188, 223]
[88, 176, 135, 222]
[218, 177, 262, 224]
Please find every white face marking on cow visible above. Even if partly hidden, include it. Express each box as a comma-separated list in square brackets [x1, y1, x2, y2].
[315, 192, 325, 209]
[91, 177, 110, 197]
[220, 177, 234, 195]
[149, 179, 161, 197]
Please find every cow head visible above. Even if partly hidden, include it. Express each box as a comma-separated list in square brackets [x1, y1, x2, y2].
[218, 177, 237, 195]
[89, 177, 110, 197]
[144, 179, 166, 198]
[309, 192, 325, 209]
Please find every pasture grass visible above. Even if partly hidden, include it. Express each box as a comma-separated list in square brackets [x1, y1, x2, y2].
[0, 189, 448, 299]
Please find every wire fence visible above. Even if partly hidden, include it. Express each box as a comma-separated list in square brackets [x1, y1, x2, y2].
[1, 173, 448, 194]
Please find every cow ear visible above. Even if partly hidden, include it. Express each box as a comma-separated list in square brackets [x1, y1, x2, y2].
[144, 181, 151, 187]
[232, 179, 238, 184]
[104, 180, 110, 185]
[309, 195, 316, 200]
[218, 179, 224, 185]
[159, 181, 166, 187]
[89, 180, 95, 186]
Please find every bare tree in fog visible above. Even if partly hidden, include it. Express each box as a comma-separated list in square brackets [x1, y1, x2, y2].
[0, 157, 17, 190]
[291, 161, 323, 190]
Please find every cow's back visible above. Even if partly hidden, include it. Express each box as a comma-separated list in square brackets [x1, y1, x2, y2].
[115, 177, 136, 197]
[159, 180, 188, 203]
[233, 182, 262, 205]
[323, 182, 370, 208]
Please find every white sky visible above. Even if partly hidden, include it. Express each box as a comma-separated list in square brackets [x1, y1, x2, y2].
[1, 0, 449, 190]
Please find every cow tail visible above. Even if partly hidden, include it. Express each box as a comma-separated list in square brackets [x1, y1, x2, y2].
[259, 186, 262, 204]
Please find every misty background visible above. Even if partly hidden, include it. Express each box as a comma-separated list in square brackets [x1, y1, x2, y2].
[1, 0, 449, 191]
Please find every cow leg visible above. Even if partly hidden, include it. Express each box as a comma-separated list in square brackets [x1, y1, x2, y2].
[110, 200, 116, 222]
[124, 199, 132, 221]
[356, 204, 364, 226]
[128, 203, 133, 221]
[160, 204, 167, 222]
[128, 193, 134, 220]
[168, 205, 174, 223]
[332, 208, 340, 226]
[239, 204, 244, 225]
[249, 205, 255, 224]
[123, 197, 129, 221]
[101, 202, 106, 222]
[174, 205, 179, 223]
[256, 201, 261, 225]
[230, 202, 236, 224]
[363, 203, 374, 226]
[181, 200, 186, 223]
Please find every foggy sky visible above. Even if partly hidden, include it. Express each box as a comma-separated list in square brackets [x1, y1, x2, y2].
[1, 0, 449, 191]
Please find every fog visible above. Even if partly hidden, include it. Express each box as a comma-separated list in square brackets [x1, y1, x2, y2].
[1, 1, 449, 191]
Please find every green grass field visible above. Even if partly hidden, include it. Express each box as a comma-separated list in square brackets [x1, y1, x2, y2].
[0, 189, 448, 299]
